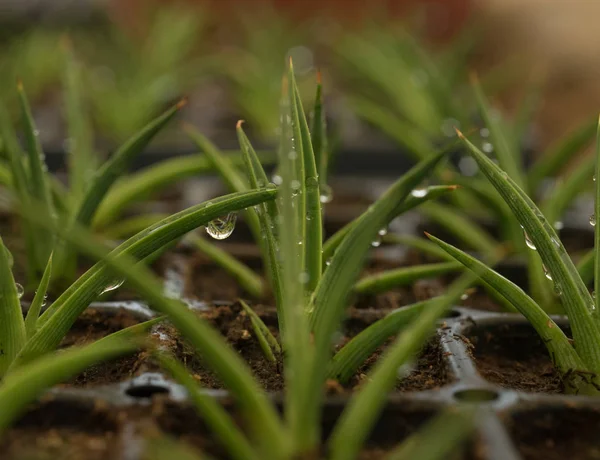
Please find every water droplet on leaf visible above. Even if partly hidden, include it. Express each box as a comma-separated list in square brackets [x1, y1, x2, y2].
[15, 283, 24, 299]
[206, 212, 237, 240]
[590, 214, 597, 227]
[102, 279, 124, 295]
[523, 229, 536, 250]
[543, 264, 552, 281]
[410, 188, 428, 198]
[320, 184, 333, 204]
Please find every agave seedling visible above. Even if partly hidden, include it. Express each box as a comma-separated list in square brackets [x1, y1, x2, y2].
[422, 77, 599, 313]
[16, 62, 481, 460]
[183, 64, 464, 305]
[423, 121, 600, 396]
[0, 42, 264, 292]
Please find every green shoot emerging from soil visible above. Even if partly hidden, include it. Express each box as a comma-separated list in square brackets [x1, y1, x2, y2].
[426, 121, 600, 396]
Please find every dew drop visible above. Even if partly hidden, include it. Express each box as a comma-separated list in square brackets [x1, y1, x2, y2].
[554, 221, 564, 230]
[320, 184, 333, 204]
[523, 229, 536, 250]
[460, 293, 469, 301]
[590, 214, 597, 227]
[325, 258, 332, 266]
[15, 283, 24, 299]
[288, 150, 298, 160]
[206, 212, 237, 240]
[501, 171, 508, 179]
[543, 264, 552, 281]
[554, 282, 563, 296]
[480, 128, 490, 138]
[378, 227, 388, 237]
[272, 175, 283, 185]
[102, 279, 124, 295]
[371, 236, 382, 247]
[299, 272, 310, 284]
[410, 187, 428, 198]
[482, 142, 494, 153]
[594, 175, 597, 182]
[550, 236, 561, 247]
[33, 129, 40, 136]
[291, 180, 301, 192]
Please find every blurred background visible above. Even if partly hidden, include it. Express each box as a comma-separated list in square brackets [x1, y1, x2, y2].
[0, 0, 597, 166]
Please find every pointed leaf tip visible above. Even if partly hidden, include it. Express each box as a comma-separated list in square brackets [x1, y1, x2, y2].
[176, 97, 188, 110]
[424, 231, 432, 238]
[236, 120, 245, 129]
[16, 79, 23, 91]
[454, 127, 465, 138]
[316, 69, 322, 84]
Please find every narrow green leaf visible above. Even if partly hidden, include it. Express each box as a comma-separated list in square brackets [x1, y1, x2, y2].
[92, 153, 273, 229]
[24, 252, 52, 338]
[236, 122, 284, 329]
[328, 272, 477, 459]
[62, 37, 95, 205]
[290, 60, 323, 295]
[189, 235, 264, 299]
[577, 249, 594, 286]
[19, 189, 277, 363]
[457, 129, 600, 373]
[354, 262, 462, 295]
[310, 71, 328, 186]
[0, 237, 26, 376]
[92, 315, 165, 348]
[74, 99, 186, 228]
[384, 407, 476, 460]
[156, 353, 260, 460]
[323, 185, 458, 262]
[0, 339, 138, 433]
[529, 116, 597, 190]
[472, 75, 526, 190]
[18, 205, 289, 458]
[427, 233, 597, 393]
[239, 299, 280, 362]
[329, 300, 428, 384]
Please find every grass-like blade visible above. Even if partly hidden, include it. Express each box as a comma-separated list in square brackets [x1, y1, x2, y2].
[156, 353, 260, 460]
[0, 237, 26, 376]
[74, 99, 186, 227]
[190, 235, 264, 299]
[289, 60, 323, 294]
[457, 129, 600, 373]
[328, 272, 476, 459]
[577, 249, 594, 286]
[471, 75, 525, 189]
[239, 299, 280, 362]
[62, 37, 95, 206]
[24, 252, 52, 338]
[310, 71, 328, 186]
[528, 116, 597, 190]
[323, 185, 457, 262]
[427, 233, 596, 393]
[0, 338, 138, 432]
[384, 407, 476, 460]
[329, 300, 428, 384]
[236, 122, 284, 328]
[92, 316, 165, 348]
[18, 203, 288, 458]
[354, 262, 462, 295]
[92, 153, 273, 229]
[19, 188, 277, 362]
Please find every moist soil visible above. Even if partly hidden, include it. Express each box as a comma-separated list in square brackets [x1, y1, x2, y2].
[468, 323, 564, 393]
[507, 408, 600, 460]
[63, 302, 452, 393]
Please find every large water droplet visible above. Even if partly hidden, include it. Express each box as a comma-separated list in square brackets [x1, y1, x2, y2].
[320, 184, 333, 204]
[15, 283, 24, 299]
[523, 229, 536, 250]
[590, 214, 597, 227]
[543, 264, 552, 281]
[378, 227, 388, 237]
[371, 236, 382, 247]
[410, 187, 428, 198]
[206, 212, 237, 240]
[102, 279, 124, 295]
[290, 180, 301, 194]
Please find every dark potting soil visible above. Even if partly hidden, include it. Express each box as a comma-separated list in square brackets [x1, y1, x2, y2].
[507, 407, 600, 460]
[0, 398, 124, 460]
[468, 323, 564, 393]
